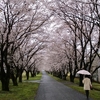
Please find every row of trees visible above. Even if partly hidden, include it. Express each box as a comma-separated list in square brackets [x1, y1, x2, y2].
[1, 0, 100, 91]
[0, 0, 51, 91]
[46, 0, 100, 86]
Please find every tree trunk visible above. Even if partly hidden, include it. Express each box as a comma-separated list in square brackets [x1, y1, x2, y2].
[19, 74, 22, 82]
[1, 74, 9, 91]
[11, 72, 18, 86]
[79, 74, 83, 86]
[70, 73, 74, 82]
[1, 55, 10, 91]
[63, 74, 67, 80]
[1, 35, 10, 91]
[26, 71, 29, 80]
[31, 72, 34, 77]
[19, 69, 23, 82]
[31, 70, 36, 77]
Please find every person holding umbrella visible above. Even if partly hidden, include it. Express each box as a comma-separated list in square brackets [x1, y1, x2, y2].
[82, 75, 92, 100]
[77, 69, 92, 99]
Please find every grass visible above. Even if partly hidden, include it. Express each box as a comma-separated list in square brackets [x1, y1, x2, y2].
[50, 74, 100, 100]
[23, 73, 42, 81]
[0, 73, 42, 100]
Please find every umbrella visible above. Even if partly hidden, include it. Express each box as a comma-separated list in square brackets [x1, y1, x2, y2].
[77, 69, 91, 75]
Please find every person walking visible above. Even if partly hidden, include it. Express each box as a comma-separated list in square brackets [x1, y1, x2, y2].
[82, 75, 92, 100]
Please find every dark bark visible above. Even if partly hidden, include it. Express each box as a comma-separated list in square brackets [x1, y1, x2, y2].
[70, 73, 74, 82]
[1, 64, 10, 91]
[79, 74, 83, 86]
[1, 35, 10, 91]
[11, 72, 18, 86]
[62, 74, 67, 80]
[26, 71, 29, 80]
[19, 74, 22, 82]
[19, 68, 23, 82]
[31, 69, 36, 77]
[69, 59, 74, 82]
[1, 76, 9, 91]
[31, 72, 36, 77]
[0, 72, 1, 80]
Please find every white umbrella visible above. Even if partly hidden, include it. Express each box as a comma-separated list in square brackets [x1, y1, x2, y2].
[77, 69, 91, 75]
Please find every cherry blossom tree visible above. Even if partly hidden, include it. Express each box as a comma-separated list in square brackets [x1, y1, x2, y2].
[0, 0, 51, 91]
[50, 0, 100, 85]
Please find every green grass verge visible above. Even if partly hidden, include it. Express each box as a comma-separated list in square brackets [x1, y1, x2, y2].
[0, 73, 42, 100]
[50, 74, 100, 100]
[23, 73, 42, 81]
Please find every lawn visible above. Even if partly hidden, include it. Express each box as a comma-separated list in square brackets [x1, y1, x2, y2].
[0, 73, 42, 100]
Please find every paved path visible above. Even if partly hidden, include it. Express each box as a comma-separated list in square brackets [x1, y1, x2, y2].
[35, 71, 93, 100]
